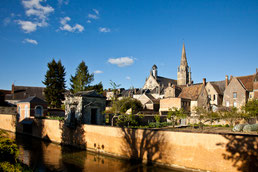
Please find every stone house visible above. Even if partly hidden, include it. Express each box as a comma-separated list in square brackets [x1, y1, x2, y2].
[65, 90, 106, 125]
[16, 96, 48, 121]
[178, 79, 209, 113]
[159, 97, 191, 115]
[134, 93, 159, 111]
[223, 71, 257, 108]
[205, 78, 226, 111]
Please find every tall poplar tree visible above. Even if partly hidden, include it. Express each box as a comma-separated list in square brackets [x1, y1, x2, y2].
[70, 61, 94, 93]
[42, 59, 66, 108]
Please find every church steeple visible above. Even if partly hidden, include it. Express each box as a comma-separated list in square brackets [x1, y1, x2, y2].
[180, 43, 188, 66]
[177, 43, 192, 85]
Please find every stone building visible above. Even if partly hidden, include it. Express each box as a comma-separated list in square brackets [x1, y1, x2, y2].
[64, 90, 106, 125]
[177, 43, 192, 86]
[223, 71, 257, 108]
[16, 96, 48, 121]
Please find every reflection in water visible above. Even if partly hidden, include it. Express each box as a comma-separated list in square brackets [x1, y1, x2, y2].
[15, 133, 179, 172]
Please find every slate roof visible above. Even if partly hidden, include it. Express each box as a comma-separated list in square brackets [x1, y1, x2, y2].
[145, 94, 160, 104]
[237, 74, 255, 92]
[178, 84, 203, 100]
[5, 85, 45, 101]
[18, 96, 47, 104]
[74, 90, 105, 98]
[210, 80, 226, 95]
[156, 76, 177, 87]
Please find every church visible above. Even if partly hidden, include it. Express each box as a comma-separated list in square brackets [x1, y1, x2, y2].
[142, 43, 193, 95]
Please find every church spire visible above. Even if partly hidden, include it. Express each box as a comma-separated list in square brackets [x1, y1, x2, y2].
[180, 43, 188, 66]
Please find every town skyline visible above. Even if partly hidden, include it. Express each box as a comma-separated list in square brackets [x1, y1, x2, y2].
[1, 0, 257, 90]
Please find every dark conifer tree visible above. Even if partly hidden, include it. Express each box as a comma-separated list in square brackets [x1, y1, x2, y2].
[70, 61, 94, 93]
[42, 59, 66, 108]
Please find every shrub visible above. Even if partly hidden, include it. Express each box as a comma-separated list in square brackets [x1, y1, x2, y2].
[243, 124, 258, 132]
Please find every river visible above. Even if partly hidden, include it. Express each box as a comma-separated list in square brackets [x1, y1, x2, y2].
[13, 133, 181, 172]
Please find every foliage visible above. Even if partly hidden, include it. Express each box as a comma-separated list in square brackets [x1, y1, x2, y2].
[243, 124, 258, 132]
[219, 107, 241, 127]
[70, 61, 94, 93]
[241, 99, 258, 120]
[116, 114, 143, 127]
[0, 130, 32, 172]
[47, 116, 65, 121]
[148, 122, 172, 128]
[86, 82, 104, 95]
[154, 114, 160, 123]
[42, 59, 66, 108]
[206, 111, 220, 125]
[118, 97, 143, 114]
[0, 131, 19, 164]
[167, 108, 187, 128]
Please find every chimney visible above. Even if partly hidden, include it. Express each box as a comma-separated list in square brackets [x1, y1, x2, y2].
[256, 68, 258, 73]
[168, 83, 171, 87]
[11, 83, 15, 94]
[225, 75, 229, 88]
[203, 78, 206, 86]
[230, 75, 233, 81]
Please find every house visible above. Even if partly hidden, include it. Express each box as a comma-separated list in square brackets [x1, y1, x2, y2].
[64, 90, 106, 126]
[5, 84, 45, 105]
[16, 96, 48, 121]
[205, 77, 226, 111]
[0, 89, 11, 106]
[223, 70, 257, 108]
[134, 93, 160, 111]
[178, 79, 209, 113]
[159, 97, 191, 115]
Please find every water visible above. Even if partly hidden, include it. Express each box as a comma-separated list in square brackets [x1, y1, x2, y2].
[13, 133, 181, 172]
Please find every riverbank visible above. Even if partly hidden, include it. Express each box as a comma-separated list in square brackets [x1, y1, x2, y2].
[0, 114, 257, 171]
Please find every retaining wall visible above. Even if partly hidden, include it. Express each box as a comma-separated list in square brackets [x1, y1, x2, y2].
[0, 114, 257, 172]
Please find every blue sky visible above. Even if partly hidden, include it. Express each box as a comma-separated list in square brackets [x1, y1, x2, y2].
[0, 0, 257, 90]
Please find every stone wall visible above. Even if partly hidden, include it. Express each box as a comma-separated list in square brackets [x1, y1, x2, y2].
[0, 114, 257, 172]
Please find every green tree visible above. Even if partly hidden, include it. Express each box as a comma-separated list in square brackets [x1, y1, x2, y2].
[219, 107, 240, 127]
[70, 61, 94, 93]
[86, 82, 104, 95]
[42, 59, 66, 108]
[167, 108, 187, 128]
[241, 99, 258, 121]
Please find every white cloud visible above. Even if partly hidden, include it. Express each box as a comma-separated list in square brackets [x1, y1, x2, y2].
[59, 17, 84, 32]
[126, 76, 131, 80]
[22, 0, 54, 20]
[99, 27, 111, 33]
[17, 20, 38, 33]
[87, 20, 91, 23]
[93, 9, 99, 15]
[23, 38, 38, 45]
[94, 70, 103, 74]
[88, 14, 98, 19]
[18, 0, 54, 32]
[88, 9, 99, 19]
[108, 57, 134, 67]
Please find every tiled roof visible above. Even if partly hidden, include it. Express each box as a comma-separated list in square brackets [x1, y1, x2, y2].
[145, 94, 160, 104]
[178, 84, 203, 100]
[237, 74, 255, 91]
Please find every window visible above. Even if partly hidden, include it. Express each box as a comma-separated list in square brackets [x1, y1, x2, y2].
[208, 95, 211, 99]
[233, 92, 237, 98]
[213, 95, 216, 101]
[35, 106, 43, 116]
[233, 102, 237, 107]
[226, 101, 229, 107]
